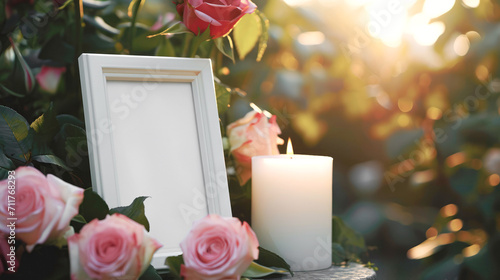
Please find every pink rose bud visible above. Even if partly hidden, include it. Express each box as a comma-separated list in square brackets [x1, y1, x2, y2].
[68, 214, 162, 280]
[176, 0, 257, 39]
[36, 66, 66, 94]
[227, 111, 284, 185]
[0, 166, 84, 252]
[180, 214, 259, 280]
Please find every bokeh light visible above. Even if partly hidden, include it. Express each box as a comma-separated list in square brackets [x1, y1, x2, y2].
[448, 219, 464, 232]
[488, 174, 500, 186]
[462, 0, 480, 8]
[463, 244, 481, 257]
[440, 204, 458, 217]
[297, 31, 326, 46]
[422, 0, 456, 18]
[453, 34, 470, 56]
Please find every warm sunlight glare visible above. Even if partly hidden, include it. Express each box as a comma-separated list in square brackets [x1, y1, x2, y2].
[287, 138, 294, 155]
[411, 17, 446, 46]
[454, 34, 470, 56]
[297, 31, 326, 46]
[283, 0, 310, 6]
[422, 0, 456, 18]
[462, 0, 480, 8]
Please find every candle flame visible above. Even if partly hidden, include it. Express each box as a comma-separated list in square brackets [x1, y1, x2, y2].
[286, 138, 294, 155]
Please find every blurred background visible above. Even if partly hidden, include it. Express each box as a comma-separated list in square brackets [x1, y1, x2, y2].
[226, 0, 500, 278]
[1, 0, 500, 279]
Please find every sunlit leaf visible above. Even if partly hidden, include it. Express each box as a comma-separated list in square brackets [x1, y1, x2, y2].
[255, 246, 293, 276]
[215, 35, 235, 63]
[233, 13, 261, 60]
[242, 261, 289, 278]
[255, 10, 269, 62]
[214, 81, 231, 115]
[148, 21, 190, 38]
[189, 27, 212, 57]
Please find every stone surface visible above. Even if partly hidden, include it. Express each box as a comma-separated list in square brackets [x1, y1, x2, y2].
[268, 263, 376, 280]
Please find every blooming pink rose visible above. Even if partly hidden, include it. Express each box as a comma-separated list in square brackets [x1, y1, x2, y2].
[227, 111, 284, 185]
[176, 0, 257, 39]
[0, 166, 84, 252]
[68, 214, 162, 280]
[180, 214, 259, 280]
[36, 66, 66, 94]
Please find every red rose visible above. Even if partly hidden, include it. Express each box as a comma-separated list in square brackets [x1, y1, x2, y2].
[176, 0, 257, 39]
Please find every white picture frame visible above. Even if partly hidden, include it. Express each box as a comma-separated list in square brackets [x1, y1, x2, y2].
[78, 53, 232, 269]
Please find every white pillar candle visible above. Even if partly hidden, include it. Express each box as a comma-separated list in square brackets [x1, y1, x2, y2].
[251, 154, 333, 271]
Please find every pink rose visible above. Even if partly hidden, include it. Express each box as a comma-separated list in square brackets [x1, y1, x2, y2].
[68, 214, 162, 280]
[180, 214, 259, 280]
[227, 111, 283, 185]
[35, 66, 66, 94]
[0, 166, 84, 252]
[176, 0, 257, 39]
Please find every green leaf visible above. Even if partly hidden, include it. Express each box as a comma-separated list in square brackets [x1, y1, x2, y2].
[82, 0, 111, 10]
[56, 114, 84, 128]
[242, 262, 290, 278]
[110, 196, 150, 231]
[0, 84, 24, 97]
[332, 243, 347, 264]
[0, 105, 33, 163]
[39, 36, 75, 64]
[214, 81, 231, 115]
[128, 0, 146, 18]
[31, 104, 59, 138]
[165, 255, 184, 280]
[233, 13, 261, 60]
[83, 15, 120, 36]
[32, 154, 73, 171]
[190, 27, 212, 57]
[215, 35, 235, 63]
[79, 188, 109, 222]
[58, 0, 73, 10]
[0, 146, 15, 180]
[148, 21, 190, 38]
[156, 37, 176, 56]
[139, 265, 162, 280]
[71, 214, 87, 224]
[255, 10, 269, 62]
[255, 247, 293, 276]
[127, 0, 146, 52]
[332, 216, 366, 257]
[120, 24, 164, 53]
[53, 123, 87, 168]
[10, 38, 35, 93]
[31, 104, 60, 156]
